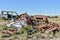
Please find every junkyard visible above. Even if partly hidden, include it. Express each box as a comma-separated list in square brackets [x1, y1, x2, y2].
[0, 11, 60, 40]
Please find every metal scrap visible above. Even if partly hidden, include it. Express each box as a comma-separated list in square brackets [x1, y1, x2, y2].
[37, 22, 59, 32]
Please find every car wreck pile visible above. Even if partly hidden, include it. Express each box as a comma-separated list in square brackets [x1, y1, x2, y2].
[4, 13, 60, 35]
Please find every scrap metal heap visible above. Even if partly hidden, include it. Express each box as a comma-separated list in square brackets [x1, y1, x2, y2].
[37, 22, 59, 32]
[1, 27, 17, 37]
[4, 13, 60, 33]
[16, 13, 59, 33]
[32, 15, 59, 33]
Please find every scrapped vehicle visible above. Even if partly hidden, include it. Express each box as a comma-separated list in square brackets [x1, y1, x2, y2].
[33, 15, 48, 24]
[20, 13, 32, 25]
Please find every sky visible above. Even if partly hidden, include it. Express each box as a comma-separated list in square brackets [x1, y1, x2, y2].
[0, 0, 60, 16]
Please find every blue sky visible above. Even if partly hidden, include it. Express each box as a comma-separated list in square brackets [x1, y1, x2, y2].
[0, 0, 60, 16]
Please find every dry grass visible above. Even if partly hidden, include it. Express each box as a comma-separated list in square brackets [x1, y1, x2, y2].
[48, 18, 60, 24]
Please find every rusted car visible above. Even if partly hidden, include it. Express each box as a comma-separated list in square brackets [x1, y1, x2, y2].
[19, 13, 32, 25]
[33, 15, 48, 23]
[32, 15, 48, 25]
